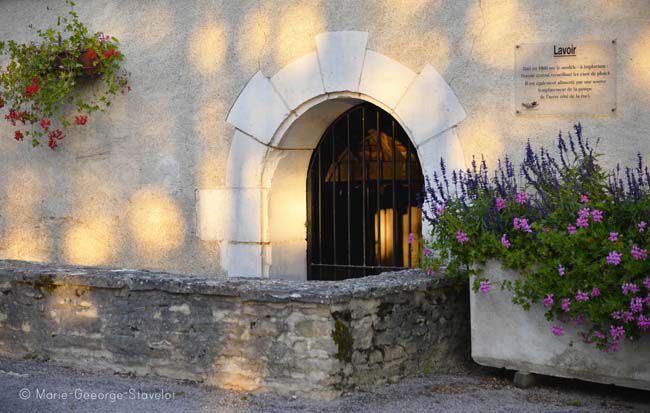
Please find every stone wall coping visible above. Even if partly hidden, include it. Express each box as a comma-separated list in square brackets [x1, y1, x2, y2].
[0, 260, 451, 304]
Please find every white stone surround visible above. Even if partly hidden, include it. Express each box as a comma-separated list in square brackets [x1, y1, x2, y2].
[211, 31, 467, 278]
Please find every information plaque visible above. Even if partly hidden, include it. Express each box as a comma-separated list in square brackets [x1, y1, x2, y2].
[514, 40, 616, 116]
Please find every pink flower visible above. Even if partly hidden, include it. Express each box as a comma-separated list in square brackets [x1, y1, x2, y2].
[558, 264, 566, 277]
[610, 325, 625, 341]
[543, 294, 554, 308]
[593, 330, 605, 340]
[561, 298, 571, 312]
[578, 208, 590, 220]
[408, 233, 415, 245]
[580, 194, 590, 203]
[644, 277, 650, 290]
[622, 283, 639, 295]
[567, 225, 577, 235]
[575, 290, 589, 302]
[608, 232, 618, 242]
[551, 325, 564, 336]
[423, 247, 432, 257]
[639, 221, 647, 233]
[606, 251, 622, 265]
[435, 203, 445, 215]
[591, 209, 603, 222]
[513, 217, 532, 233]
[590, 287, 601, 298]
[515, 191, 529, 205]
[576, 217, 589, 228]
[631, 245, 647, 261]
[622, 311, 635, 323]
[501, 234, 510, 249]
[496, 198, 507, 211]
[630, 297, 644, 313]
[455, 230, 469, 244]
[426, 268, 436, 277]
[479, 281, 491, 294]
[638, 315, 650, 329]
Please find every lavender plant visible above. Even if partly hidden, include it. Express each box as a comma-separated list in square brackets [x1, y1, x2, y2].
[422, 124, 650, 352]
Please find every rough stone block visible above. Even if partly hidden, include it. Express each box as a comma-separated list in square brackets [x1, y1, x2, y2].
[513, 371, 538, 389]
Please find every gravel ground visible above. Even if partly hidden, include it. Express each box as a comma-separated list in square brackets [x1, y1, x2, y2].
[0, 358, 648, 412]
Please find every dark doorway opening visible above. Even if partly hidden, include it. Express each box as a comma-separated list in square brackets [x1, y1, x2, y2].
[307, 103, 425, 281]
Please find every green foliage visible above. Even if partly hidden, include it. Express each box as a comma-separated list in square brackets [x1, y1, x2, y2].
[422, 130, 650, 352]
[331, 319, 354, 362]
[0, 1, 129, 149]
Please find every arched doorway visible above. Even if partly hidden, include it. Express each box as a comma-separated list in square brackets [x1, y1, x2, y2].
[307, 103, 424, 281]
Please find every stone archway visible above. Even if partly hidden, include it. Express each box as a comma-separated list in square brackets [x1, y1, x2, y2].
[199, 31, 467, 278]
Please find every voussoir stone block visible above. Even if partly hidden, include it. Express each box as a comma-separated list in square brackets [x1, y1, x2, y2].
[316, 31, 368, 93]
[359, 50, 416, 109]
[227, 71, 290, 144]
[226, 130, 269, 188]
[396, 65, 466, 145]
[271, 52, 325, 111]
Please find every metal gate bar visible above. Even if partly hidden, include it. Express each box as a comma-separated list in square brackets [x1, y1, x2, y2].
[307, 103, 423, 281]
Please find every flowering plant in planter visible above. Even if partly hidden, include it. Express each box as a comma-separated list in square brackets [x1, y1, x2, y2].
[0, 1, 130, 149]
[422, 124, 649, 352]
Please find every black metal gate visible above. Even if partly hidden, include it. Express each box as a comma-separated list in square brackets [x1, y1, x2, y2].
[307, 103, 424, 281]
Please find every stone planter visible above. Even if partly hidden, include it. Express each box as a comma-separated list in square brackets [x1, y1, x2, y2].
[470, 260, 650, 391]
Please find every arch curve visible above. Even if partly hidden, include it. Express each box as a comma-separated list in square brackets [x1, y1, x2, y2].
[217, 31, 467, 278]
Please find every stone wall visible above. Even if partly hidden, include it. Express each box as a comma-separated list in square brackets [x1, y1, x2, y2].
[0, 260, 469, 398]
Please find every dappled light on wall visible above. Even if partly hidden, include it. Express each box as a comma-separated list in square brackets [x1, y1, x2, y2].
[208, 356, 263, 393]
[466, 0, 521, 69]
[455, 112, 504, 169]
[274, 3, 325, 65]
[236, 9, 271, 69]
[127, 188, 186, 258]
[1, 226, 51, 263]
[63, 216, 117, 266]
[629, 27, 650, 95]
[0, 167, 51, 262]
[188, 20, 228, 74]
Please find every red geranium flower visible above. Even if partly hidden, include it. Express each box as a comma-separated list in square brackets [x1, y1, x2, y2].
[47, 129, 64, 149]
[25, 83, 40, 97]
[74, 115, 88, 125]
[14, 131, 24, 141]
[102, 49, 120, 59]
[40, 118, 51, 130]
[83, 49, 98, 60]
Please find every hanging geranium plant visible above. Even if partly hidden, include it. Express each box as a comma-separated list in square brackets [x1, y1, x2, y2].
[0, 1, 130, 149]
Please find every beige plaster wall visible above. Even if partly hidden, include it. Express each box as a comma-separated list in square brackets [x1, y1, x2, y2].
[0, 0, 648, 275]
